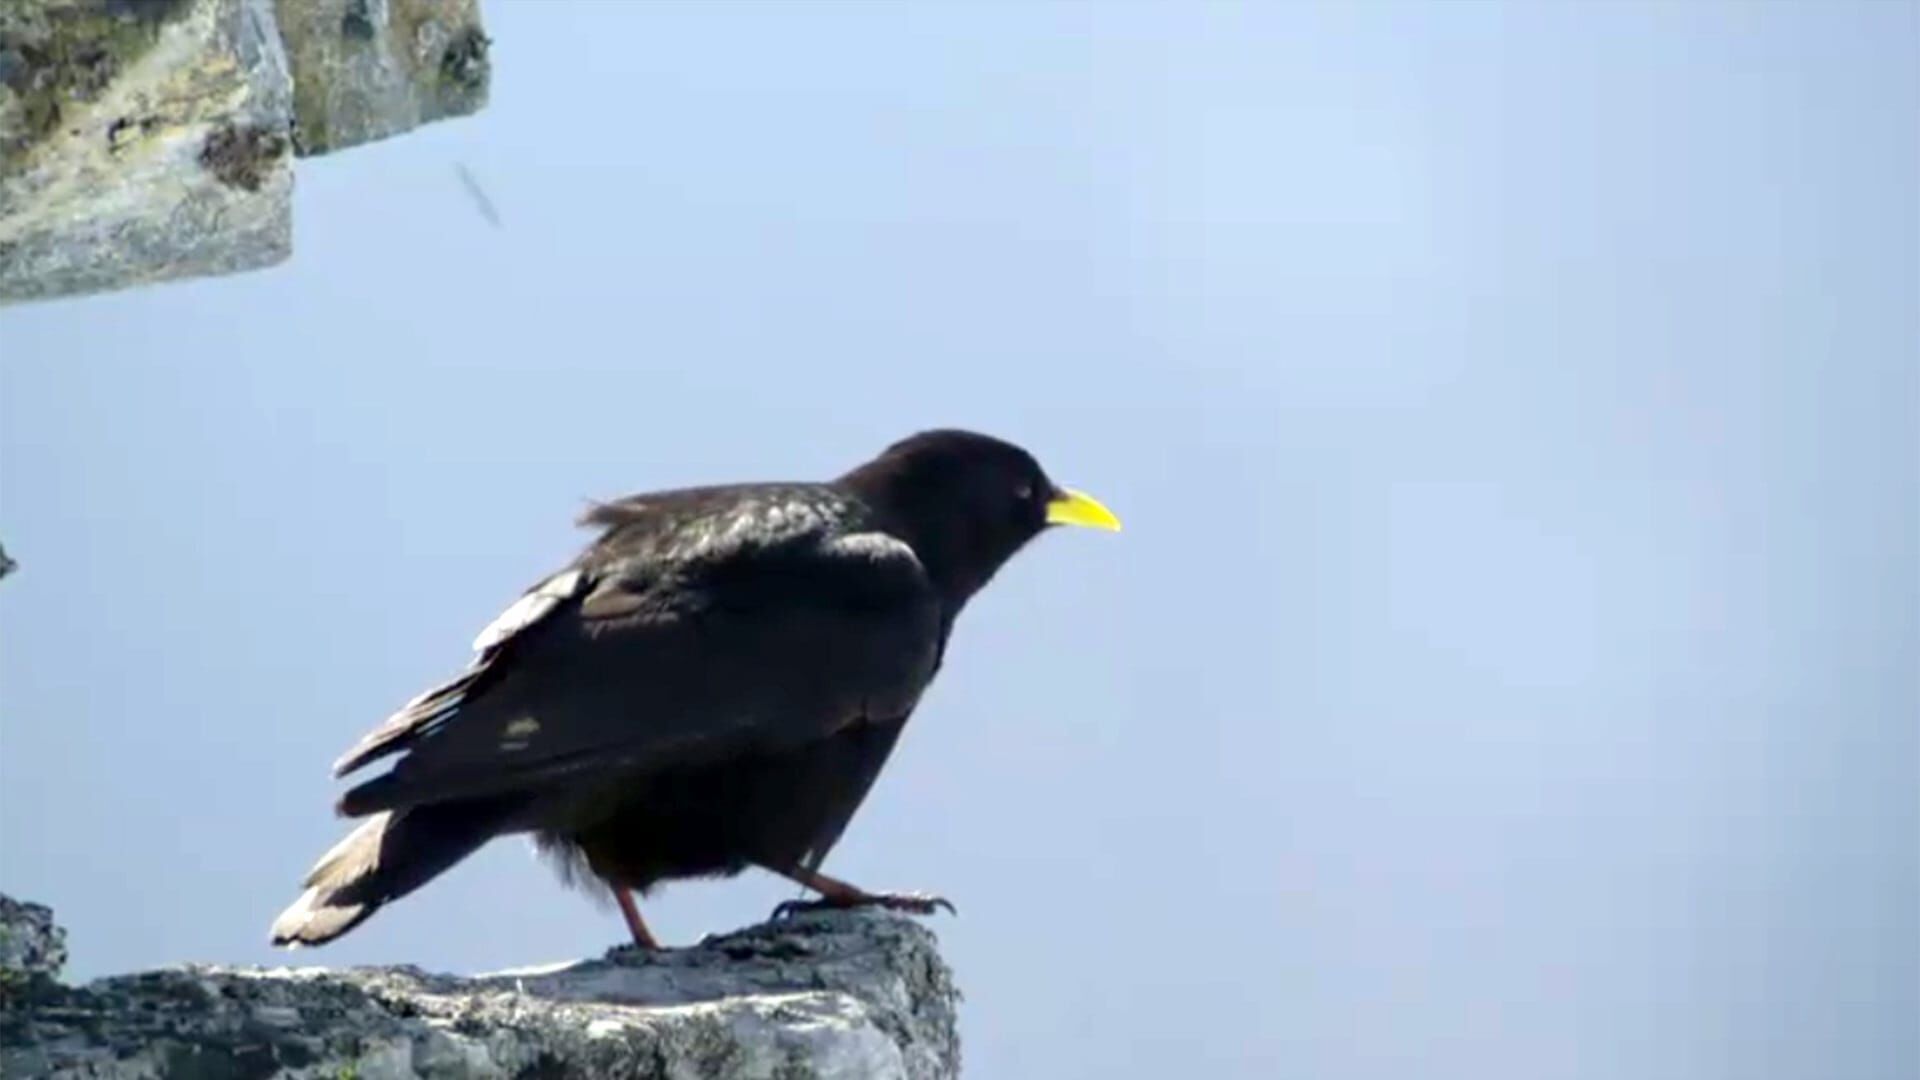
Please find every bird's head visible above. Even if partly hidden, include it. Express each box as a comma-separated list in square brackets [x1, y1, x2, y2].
[843, 429, 1120, 604]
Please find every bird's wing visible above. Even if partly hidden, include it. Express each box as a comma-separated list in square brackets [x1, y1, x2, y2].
[328, 566, 589, 779]
[329, 491, 943, 817]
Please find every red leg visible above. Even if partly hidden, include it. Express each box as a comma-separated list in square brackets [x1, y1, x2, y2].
[615, 887, 661, 950]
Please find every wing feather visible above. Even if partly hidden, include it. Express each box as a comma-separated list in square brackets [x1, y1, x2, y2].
[328, 488, 942, 816]
[331, 568, 591, 778]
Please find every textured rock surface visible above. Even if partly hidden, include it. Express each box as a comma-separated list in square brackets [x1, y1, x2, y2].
[0, 894, 961, 1080]
[0, 0, 295, 303]
[0, 896, 66, 979]
[278, 0, 487, 155]
[0, 0, 489, 305]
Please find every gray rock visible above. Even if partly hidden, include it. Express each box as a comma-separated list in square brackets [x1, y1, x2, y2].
[0, 894, 961, 1080]
[277, 0, 488, 155]
[0, 0, 489, 306]
[0, 896, 66, 979]
[0, 0, 295, 303]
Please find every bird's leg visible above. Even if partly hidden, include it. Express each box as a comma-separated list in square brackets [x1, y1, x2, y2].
[767, 865, 956, 920]
[615, 887, 662, 950]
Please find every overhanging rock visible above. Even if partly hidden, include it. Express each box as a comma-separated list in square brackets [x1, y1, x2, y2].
[276, 0, 488, 155]
[0, 893, 962, 1079]
[0, 0, 489, 306]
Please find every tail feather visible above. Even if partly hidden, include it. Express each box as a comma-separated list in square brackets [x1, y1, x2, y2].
[270, 799, 516, 946]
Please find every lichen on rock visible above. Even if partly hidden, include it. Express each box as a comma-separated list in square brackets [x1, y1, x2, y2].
[0, 0, 295, 303]
[199, 121, 290, 191]
[0, 0, 490, 306]
[275, 0, 489, 155]
[0, 0, 194, 174]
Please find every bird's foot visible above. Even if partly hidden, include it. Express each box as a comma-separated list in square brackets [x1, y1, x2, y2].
[771, 890, 957, 921]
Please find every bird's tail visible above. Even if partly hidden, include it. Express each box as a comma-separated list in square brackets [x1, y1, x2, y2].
[269, 798, 517, 947]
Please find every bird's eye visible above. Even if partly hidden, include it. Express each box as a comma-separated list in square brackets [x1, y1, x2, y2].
[1013, 482, 1035, 502]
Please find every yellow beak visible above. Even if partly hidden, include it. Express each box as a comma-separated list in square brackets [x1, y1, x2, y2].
[1045, 487, 1122, 532]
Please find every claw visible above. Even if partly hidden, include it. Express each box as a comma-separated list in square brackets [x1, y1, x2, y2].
[769, 890, 956, 921]
[888, 892, 957, 917]
[770, 898, 813, 921]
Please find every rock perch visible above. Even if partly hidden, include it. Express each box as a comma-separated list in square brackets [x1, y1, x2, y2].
[0, 893, 961, 1079]
[0, 0, 490, 305]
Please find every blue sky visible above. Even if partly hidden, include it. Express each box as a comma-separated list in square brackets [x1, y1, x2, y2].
[2, 3, 1915, 1078]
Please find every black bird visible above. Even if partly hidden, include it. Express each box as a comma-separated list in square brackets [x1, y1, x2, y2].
[270, 430, 1119, 948]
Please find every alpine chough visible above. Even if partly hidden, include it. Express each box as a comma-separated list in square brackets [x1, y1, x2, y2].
[270, 429, 1119, 948]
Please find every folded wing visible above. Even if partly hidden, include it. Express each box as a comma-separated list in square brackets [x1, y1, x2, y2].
[328, 489, 942, 819]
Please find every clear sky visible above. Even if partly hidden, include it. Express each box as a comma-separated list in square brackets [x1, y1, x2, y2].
[2, 3, 1915, 1078]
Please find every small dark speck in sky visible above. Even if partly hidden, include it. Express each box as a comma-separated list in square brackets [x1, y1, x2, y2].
[454, 162, 503, 228]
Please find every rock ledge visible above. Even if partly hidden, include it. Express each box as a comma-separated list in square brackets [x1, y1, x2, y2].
[0, 894, 960, 1080]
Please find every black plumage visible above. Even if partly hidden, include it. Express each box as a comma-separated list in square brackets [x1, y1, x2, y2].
[271, 429, 1118, 947]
